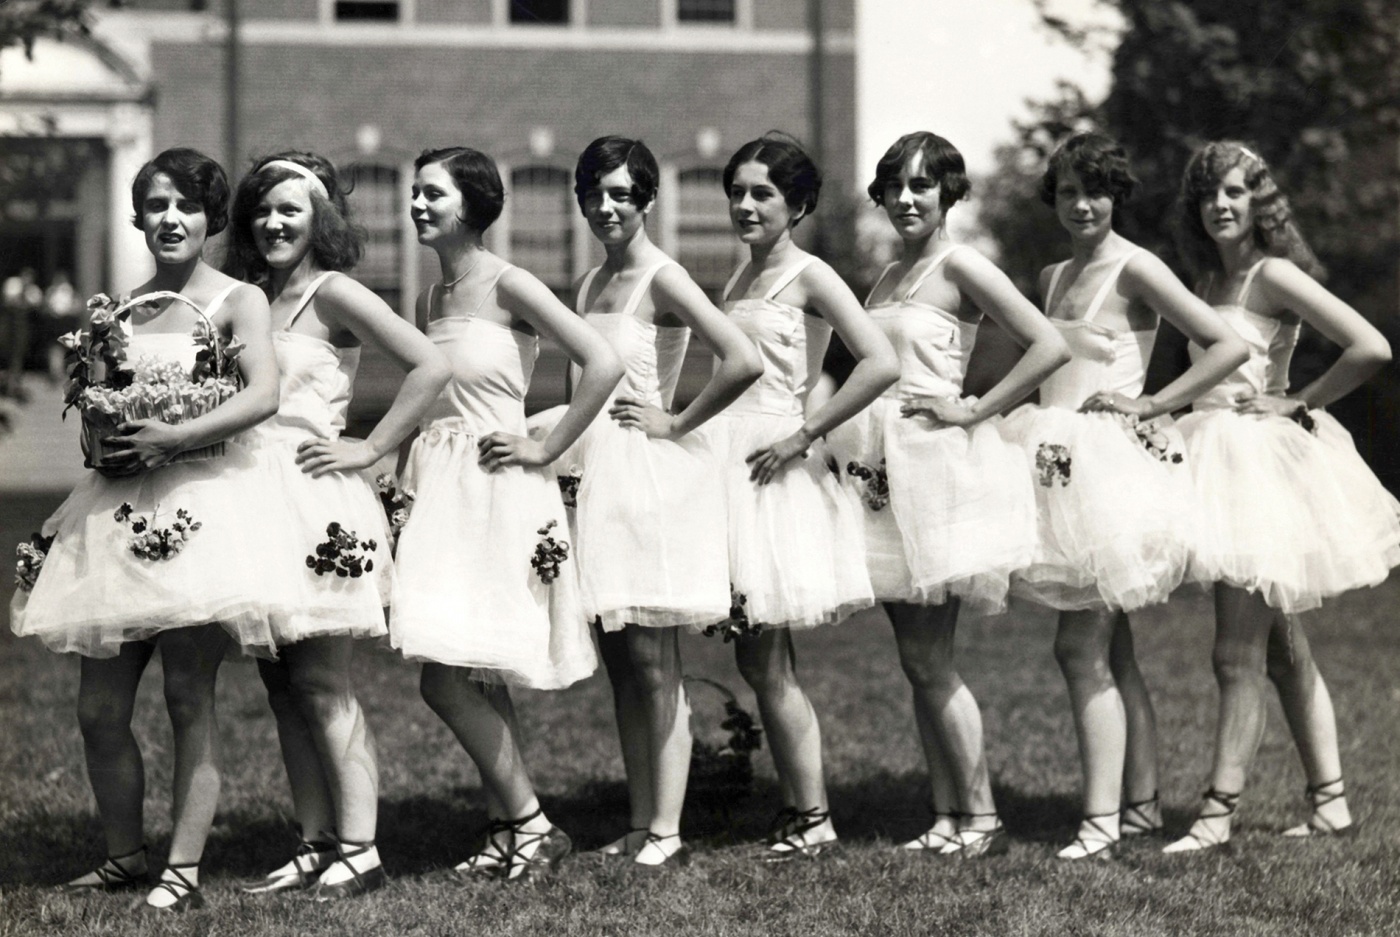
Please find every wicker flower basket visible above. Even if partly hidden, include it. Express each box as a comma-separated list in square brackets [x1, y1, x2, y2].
[67, 290, 243, 470]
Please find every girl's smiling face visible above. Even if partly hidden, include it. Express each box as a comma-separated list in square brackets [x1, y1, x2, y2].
[410, 161, 469, 246]
[729, 160, 799, 245]
[252, 179, 315, 269]
[882, 150, 944, 241]
[1054, 168, 1115, 241]
[582, 165, 649, 245]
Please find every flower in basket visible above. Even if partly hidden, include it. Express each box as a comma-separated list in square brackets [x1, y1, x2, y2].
[15, 533, 55, 593]
[684, 676, 764, 809]
[64, 292, 243, 469]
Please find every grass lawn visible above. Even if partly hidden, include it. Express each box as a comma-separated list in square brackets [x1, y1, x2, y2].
[2, 492, 1398, 936]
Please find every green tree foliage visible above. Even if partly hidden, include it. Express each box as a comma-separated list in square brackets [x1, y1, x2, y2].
[979, 0, 1400, 484]
[0, 1, 103, 65]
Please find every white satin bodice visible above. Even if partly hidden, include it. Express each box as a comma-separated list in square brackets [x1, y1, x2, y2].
[421, 268, 537, 437]
[1037, 251, 1156, 409]
[1190, 261, 1299, 411]
[865, 247, 978, 401]
[721, 257, 831, 418]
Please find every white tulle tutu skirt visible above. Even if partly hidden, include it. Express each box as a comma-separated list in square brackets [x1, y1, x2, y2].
[530, 406, 729, 632]
[390, 420, 596, 690]
[244, 431, 392, 646]
[1178, 407, 1399, 612]
[827, 398, 1036, 614]
[11, 441, 286, 658]
[1000, 405, 1195, 612]
[698, 411, 873, 629]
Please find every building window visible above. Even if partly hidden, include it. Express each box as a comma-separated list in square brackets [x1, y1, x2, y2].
[334, 1, 400, 22]
[677, 168, 739, 299]
[509, 0, 569, 25]
[677, 0, 735, 23]
[510, 166, 573, 295]
[344, 164, 402, 307]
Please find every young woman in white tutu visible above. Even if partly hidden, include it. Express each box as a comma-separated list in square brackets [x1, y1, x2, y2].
[999, 133, 1248, 859]
[825, 131, 1069, 857]
[1162, 141, 1397, 853]
[704, 132, 898, 859]
[533, 136, 761, 866]
[9, 148, 283, 909]
[390, 147, 622, 879]
[224, 152, 449, 894]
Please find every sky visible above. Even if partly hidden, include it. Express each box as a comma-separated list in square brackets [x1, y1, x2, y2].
[855, 0, 1116, 182]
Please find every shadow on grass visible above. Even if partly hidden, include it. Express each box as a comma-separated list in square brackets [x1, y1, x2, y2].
[4, 772, 1116, 886]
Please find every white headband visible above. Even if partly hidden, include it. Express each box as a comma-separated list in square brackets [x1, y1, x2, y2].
[1237, 145, 1262, 164]
[260, 159, 330, 199]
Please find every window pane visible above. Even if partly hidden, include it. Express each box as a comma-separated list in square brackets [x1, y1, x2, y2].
[334, 2, 400, 22]
[677, 0, 735, 23]
[344, 164, 402, 309]
[510, 166, 573, 294]
[677, 168, 739, 300]
[509, 0, 569, 24]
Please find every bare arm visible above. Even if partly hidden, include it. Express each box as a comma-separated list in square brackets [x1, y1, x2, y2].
[477, 268, 623, 471]
[611, 265, 762, 439]
[1256, 259, 1391, 410]
[904, 249, 1069, 425]
[745, 260, 897, 484]
[1084, 252, 1248, 419]
[395, 289, 433, 478]
[294, 275, 451, 477]
[103, 283, 280, 473]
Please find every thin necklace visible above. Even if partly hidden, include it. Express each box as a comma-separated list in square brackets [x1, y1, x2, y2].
[442, 248, 485, 291]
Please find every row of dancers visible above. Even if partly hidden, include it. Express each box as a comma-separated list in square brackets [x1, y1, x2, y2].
[10, 127, 1398, 910]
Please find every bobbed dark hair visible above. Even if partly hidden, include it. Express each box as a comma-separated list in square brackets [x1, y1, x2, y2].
[1038, 132, 1138, 208]
[131, 147, 230, 237]
[574, 136, 660, 211]
[722, 131, 822, 225]
[867, 131, 971, 210]
[415, 147, 505, 233]
[1172, 140, 1323, 281]
[224, 151, 365, 285]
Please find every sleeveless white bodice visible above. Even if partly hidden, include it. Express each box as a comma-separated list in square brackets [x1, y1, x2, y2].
[721, 256, 830, 418]
[1037, 250, 1156, 409]
[865, 246, 978, 401]
[1190, 261, 1299, 410]
[421, 268, 537, 436]
[260, 272, 360, 443]
[572, 262, 691, 410]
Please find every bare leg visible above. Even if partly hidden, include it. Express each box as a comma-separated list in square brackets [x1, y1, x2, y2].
[887, 600, 997, 849]
[145, 623, 230, 907]
[597, 627, 652, 849]
[1164, 584, 1272, 852]
[1053, 608, 1125, 856]
[256, 656, 336, 844]
[69, 641, 156, 884]
[734, 628, 835, 852]
[1267, 615, 1352, 834]
[626, 626, 691, 864]
[1109, 612, 1161, 830]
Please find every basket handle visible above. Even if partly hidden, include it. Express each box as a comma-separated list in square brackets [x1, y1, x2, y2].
[114, 290, 229, 379]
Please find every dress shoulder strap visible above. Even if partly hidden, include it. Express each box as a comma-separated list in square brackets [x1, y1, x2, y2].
[1043, 262, 1070, 315]
[1234, 259, 1267, 307]
[469, 264, 514, 319]
[721, 262, 749, 304]
[283, 271, 338, 331]
[763, 255, 818, 301]
[576, 266, 601, 315]
[864, 263, 898, 305]
[1083, 249, 1142, 324]
[202, 282, 241, 320]
[903, 245, 961, 302]
[619, 261, 675, 319]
